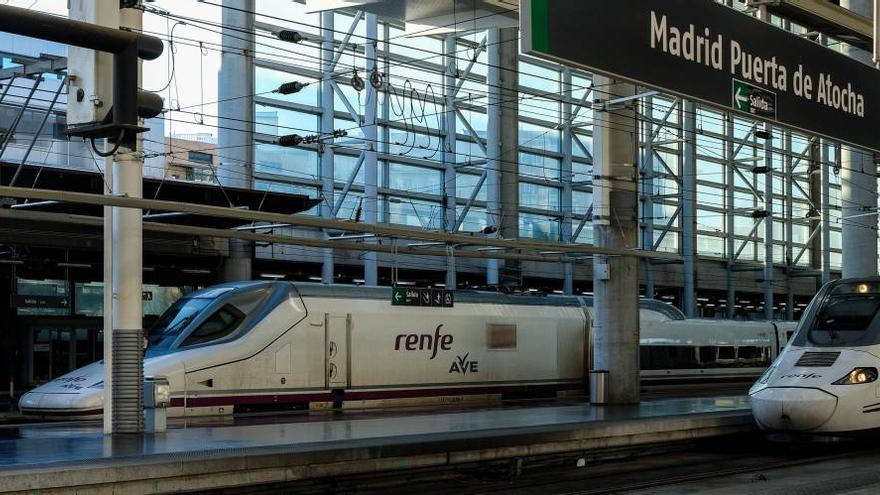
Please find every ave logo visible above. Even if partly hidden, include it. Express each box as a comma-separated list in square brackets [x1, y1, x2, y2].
[449, 353, 479, 374]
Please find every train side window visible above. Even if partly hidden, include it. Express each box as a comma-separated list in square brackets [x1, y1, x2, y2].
[699, 346, 716, 363]
[718, 346, 735, 360]
[487, 324, 517, 350]
[738, 346, 758, 360]
[641, 346, 698, 370]
[786, 331, 795, 342]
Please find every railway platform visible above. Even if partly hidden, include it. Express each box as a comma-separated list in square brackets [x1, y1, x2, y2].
[0, 396, 754, 494]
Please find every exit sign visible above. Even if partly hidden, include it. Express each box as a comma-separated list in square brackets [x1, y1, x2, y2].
[391, 287, 454, 307]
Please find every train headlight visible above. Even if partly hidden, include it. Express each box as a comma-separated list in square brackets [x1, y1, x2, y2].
[832, 367, 878, 385]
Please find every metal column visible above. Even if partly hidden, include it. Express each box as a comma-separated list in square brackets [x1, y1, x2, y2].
[485, 28, 501, 287]
[681, 100, 696, 318]
[443, 35, 457, 289]
[763, 124, 774, 321]
[642, 96, 655, 299]
[591, 75, 640, 404]
[725, 112, 736, 318]
[784, 130, 794, 320]
[363, 13, 378, 286]
[320, 11, 335, 284]
[821, 140, 833, 284]
[561, 67, 574, 295]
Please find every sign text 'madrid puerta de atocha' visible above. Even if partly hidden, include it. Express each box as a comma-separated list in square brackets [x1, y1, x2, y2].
[522, 0, 880, 152]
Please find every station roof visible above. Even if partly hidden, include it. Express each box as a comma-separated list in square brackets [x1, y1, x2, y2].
[0, 162, 321, 229]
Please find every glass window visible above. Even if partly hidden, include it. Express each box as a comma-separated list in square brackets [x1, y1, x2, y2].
[520, 213, 559, 241]
[388, 162, 441, 194]
[255, 143, 318, 178]
[255, 104, 317, 135]
[807, 283, 880, 346]
[519, 182, 559, 210]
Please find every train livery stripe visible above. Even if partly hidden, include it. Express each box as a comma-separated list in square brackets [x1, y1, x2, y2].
[863, 406, 880, 414]
[172, 382, 574, 408]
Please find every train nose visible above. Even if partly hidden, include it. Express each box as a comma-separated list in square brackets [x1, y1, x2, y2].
[751, 387, 837, 431]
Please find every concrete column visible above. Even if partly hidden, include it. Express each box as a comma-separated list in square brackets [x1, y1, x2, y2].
[217, 0, 254, 189]
[217, 0, 254, 281]
[681, 100, 697, 318]
[499, 27, 519, 287]
[839, 0, 877, 279]
[560, 67, 574, 295]
[110, 5, 145, 435]
[485, 28, 501, 287]
[320, 12, 335, 284]
[443, 35, 457, 289]
[363, 14, 378, 286]
[592, 75, 639, 404]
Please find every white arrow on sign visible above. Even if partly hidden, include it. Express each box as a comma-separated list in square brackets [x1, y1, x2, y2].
[394, 292, 402, 301]
[735, 86, 749, 106]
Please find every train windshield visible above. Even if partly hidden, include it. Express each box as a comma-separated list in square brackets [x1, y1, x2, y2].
[147, 286, 273, 350]
[807, 282, 880, 346]
[148, 297, 213, 349]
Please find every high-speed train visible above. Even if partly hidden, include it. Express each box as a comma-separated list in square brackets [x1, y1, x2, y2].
[751, 278, 880, 435]
[20, 281, 793, 419]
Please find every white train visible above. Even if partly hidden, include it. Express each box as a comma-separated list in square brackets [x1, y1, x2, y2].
[751, 278, 880, 435]
[20, 281, 793, 419]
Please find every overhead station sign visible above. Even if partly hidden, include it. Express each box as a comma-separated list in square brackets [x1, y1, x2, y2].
[521, 0, 880, 152]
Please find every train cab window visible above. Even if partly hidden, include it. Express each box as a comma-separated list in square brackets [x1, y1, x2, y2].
[807, 282, 880, 346]
[181, 304, 245, 346]
[180, 287, 270, 348]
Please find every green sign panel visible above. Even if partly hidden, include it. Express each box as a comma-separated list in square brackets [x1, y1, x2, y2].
[732, 79, 776, 119]
[391, 287, 453, 307]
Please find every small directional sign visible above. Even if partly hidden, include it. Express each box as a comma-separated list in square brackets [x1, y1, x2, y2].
[11, 294, 69, 309]
[391, 287, 454, 307]
[732, 79, 776, 119]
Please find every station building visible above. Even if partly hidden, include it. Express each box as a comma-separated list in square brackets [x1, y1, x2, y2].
[0, 0, 874, 393]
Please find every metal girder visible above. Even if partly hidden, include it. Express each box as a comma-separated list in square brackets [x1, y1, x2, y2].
[329, 80, 362, 125]
[453, 107, 488, 156]
[0, 186, 687, 260]
[651, 205, 682, 251]
[453, 169, 487, 231]
[10, 75, 66, 187]
[332, 151, 365, 217]
[452, 35, 487, 98]
[733, 218, 763, 262]
[329, 10, 364, 72]
[0, 54, 65, 79]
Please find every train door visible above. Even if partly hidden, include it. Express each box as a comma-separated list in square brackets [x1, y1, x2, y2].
[325, 313, 350, 390]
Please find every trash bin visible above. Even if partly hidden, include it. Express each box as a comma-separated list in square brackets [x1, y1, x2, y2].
[589, 370, 609, 405]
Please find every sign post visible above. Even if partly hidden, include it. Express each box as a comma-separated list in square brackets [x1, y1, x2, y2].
[522, 0, 880, 152]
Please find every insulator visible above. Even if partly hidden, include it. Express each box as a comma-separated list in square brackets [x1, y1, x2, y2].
[277, 134, 303, 147]
[277, 30, 304, 43]
[277, 81, 306, 95]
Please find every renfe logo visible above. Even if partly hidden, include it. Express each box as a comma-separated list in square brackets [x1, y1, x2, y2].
[395, 324, 453, 359]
